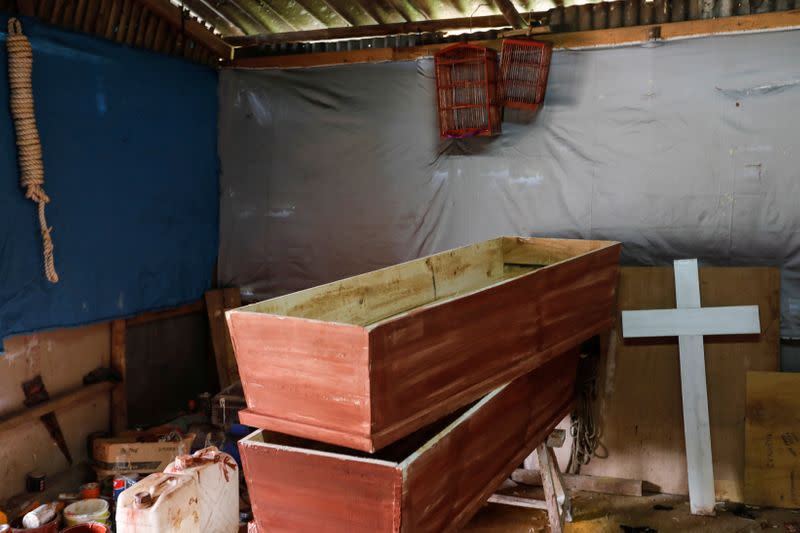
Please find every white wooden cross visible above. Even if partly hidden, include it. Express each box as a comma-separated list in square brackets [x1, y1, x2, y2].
[621, 259, 761, 516]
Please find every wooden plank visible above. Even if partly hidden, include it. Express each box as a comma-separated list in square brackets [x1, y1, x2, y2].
[512, 469, 644, 497]
[205, 288, 241, 389]
[493, 0, 526, 28]
[227, 12, 538, 46]
[581, 266, 780, 503]
[745, 371, 800, 508]
[673, 259, 715, 516]
[233, 10, 800, 68]
[125, 300, 205, 326]
[110, 319, 127, 435]
[0, 381, 114, 434]
[137, 0, 232, 59]
[487, 494, 548, 510]
[231, 237, 619, 452]
[538, 443, 563, 533]
[622, 306, 761, 337]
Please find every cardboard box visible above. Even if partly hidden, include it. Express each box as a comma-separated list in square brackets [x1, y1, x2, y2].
[93, 429, 195, 478]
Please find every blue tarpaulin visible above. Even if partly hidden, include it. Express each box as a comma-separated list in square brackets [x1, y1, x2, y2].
[0, 16, 219, 346]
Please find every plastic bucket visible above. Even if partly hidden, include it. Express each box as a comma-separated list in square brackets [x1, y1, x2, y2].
[63, 500, 110, 527]
[61, 523, 109, 533]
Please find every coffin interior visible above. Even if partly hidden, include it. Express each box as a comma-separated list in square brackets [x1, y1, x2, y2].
[245, 400, 478, 465]
[234, 237, 613, 327]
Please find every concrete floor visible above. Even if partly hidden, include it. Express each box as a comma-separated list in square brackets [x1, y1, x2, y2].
[464, 486, 800, 532]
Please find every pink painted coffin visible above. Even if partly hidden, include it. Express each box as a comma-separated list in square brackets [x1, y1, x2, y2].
[228, 236, 620, 452]
[239, 349, 579, 533]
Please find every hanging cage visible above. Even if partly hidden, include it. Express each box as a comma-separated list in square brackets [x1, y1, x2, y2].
[434, 43, 501, 138]
[499, 39, 553, 111]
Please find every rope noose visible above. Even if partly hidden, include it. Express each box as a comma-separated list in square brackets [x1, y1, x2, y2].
[7, 18, 58, 283]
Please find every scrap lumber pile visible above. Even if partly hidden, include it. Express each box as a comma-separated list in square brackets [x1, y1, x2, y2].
[228, 236, 621, 532]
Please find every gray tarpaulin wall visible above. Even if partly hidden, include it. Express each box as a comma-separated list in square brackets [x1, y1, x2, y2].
[218, 30, 800, 348]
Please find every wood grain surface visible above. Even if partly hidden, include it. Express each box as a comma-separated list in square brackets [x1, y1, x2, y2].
[240, 349, 579, 532]
[582, 267, 780, 502]
[230, 237, 620, 451]
[745, 371, 800, 508]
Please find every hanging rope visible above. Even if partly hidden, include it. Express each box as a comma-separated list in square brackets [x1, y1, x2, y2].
[6, 18, 58, 283]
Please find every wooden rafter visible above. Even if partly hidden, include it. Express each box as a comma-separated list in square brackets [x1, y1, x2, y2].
[294, 0, 352, 27]
[493, 0, 526, 28]
[138, 0, 233, 57]
[231, 10, 800, 67]
[226, 11, 536, 45]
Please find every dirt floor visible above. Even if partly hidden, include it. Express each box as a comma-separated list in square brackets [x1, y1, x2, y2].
[464, 485, 800, 532]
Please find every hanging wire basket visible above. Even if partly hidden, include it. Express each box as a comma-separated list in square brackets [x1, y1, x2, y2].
[499, 39, 553, 111]
[434, 43, 501, 138]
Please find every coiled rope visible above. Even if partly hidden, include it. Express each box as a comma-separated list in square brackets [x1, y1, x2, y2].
[7, 18, 58, 283]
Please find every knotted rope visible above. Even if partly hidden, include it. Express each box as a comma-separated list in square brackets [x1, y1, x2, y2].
[7, 18, 58, 283]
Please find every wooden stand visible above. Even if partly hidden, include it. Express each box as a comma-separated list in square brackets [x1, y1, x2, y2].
[488, 431, 572, 533]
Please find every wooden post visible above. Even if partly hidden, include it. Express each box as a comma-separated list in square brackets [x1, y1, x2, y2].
[537, 443, 564, 533]
[111, 319, 127, 435]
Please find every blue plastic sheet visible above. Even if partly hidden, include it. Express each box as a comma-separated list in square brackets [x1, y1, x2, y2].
[0, 16, 219, 345]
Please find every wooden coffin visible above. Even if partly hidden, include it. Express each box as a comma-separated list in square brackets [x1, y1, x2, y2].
[228, 236, 620, 452]
[239, 350, 579, 533]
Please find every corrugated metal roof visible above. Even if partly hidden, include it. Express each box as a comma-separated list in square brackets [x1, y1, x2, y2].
[180, 0, 549, 39]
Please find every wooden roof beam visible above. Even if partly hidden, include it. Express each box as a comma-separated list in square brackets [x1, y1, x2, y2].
[493, 0, 526, 28]
[226, 11, 546, 46]
[138, 0, 234, 59]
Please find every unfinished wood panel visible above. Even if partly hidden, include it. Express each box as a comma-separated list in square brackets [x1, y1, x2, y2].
[125, 312, 211, 428]
[116, 0, 133, 42]
[231, 237, 619, 452]
[206, 288, 241, 389]
[1, 323, 111, 415]
[745, 371, 800, 508]
[0, 382, 113, 434]
[424, 238, 504, 300]
[240, 250, 437, 327]
[503, 236, 614, 265]
[125, 1, 141, 45]
[0, 323, 111, 501]
[111, 319, 127, 435]
[511, 469, 644, 496]
[0, 398, 109, 501]
[82, 0, 100, 33]
[233, 11, 800, 69]
[240, 350, 578, 533]
[104, 0, 122, 38]
[582, 267, 780, 502]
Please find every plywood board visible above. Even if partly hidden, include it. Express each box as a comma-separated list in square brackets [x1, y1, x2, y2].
[0, 323, 111, 501]
[745, 371, 800, 508]
[582, 267, 780, 502]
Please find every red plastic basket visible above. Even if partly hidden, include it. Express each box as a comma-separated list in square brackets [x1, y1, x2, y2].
[434, 43, 501, 138]
[499, 39, 553, 111]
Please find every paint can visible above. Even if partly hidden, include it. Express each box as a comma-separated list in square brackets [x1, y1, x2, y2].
[25, 472, 46, 493]
[112, 475, 138, 501]
[79, 483, 100, 500]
